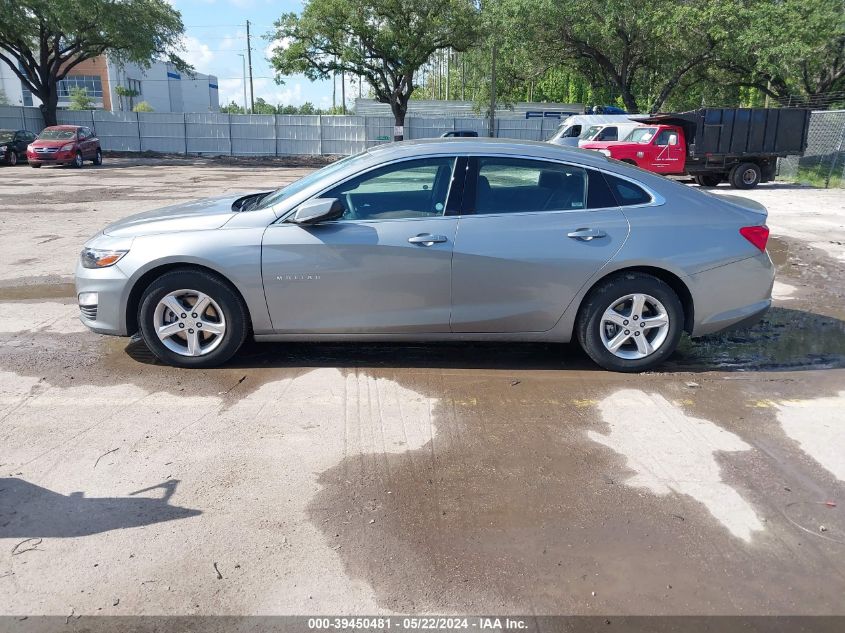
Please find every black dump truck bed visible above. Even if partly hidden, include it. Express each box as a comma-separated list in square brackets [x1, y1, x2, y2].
[641, 108, 810, 158]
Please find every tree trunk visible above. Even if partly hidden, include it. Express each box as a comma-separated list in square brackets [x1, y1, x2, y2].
[620, 89, 639, 114]
[391, 102, 407, 141]
[38, 85, 59, 127]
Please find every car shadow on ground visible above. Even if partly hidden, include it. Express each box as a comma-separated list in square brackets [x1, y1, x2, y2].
[123, 307, 845, 373]
[0, 478, 201, 539]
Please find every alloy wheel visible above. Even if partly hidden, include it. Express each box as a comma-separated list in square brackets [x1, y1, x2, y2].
[599, 293, 670, 360]
[153, 289, 227, 357]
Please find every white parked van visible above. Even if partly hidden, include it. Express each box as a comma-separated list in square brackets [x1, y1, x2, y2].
[547, 114, 646, 147]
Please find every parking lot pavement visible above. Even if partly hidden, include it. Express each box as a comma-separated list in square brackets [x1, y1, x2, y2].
[0, 159, 844, 616]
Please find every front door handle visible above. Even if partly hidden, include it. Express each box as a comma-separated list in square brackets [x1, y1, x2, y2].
[567, 228, 607, 241]
[408, 233, 448, 246]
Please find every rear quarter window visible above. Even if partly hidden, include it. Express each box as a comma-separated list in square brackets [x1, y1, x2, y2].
[604, 173, 653, 206]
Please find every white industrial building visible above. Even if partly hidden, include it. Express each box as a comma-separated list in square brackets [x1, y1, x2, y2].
[0, 56, 219, 113]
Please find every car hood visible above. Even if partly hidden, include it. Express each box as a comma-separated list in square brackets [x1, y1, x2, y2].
[580, 140, 628, 150]
[102, 195, 241, 238]
[31, 139, 75, 148]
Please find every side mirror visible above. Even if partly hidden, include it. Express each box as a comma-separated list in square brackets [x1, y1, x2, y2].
[288, 197, 345, 225]
[668, 134, 678, 146]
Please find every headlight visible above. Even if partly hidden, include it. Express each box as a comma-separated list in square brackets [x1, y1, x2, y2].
[0, 146, 6, 152]
[598, 149, 612, 157]
[60, 143, 74, 151]
[27, 144, 33, 152]
[80, 248, 128, 269]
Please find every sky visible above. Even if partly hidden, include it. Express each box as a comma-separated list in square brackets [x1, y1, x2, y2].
[169, 0, 361, 110]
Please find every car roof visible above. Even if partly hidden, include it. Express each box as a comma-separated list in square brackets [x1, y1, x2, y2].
[365, 137, 614, 169]
[44, 125, 82, 130]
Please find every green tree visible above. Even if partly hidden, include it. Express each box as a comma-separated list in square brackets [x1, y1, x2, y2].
[0, 0, 188, 126]
[114, 85, 139, 112]
[269, 0, 479, 139]
[514, 0, 734, 113]
[220, 101, 245, 114]
[132, 101, 153, 112]
[297, 101, 318, 115]
[67, 86, 95, 110]
[715, 0, 845, 107]
[253, 97, 278, 114]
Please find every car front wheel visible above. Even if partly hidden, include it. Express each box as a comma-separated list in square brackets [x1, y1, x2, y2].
[576, 272, 684, 372]
[7, 151, 17, 166]
[138, 269, 248, 368]
[72, 152, 83, 168]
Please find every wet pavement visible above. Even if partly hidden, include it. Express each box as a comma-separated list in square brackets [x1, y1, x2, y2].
[0, 161, 843, 617]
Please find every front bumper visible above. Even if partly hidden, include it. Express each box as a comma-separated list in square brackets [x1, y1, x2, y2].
[74, 259, 130, 336]
[688, 252, 775, 337]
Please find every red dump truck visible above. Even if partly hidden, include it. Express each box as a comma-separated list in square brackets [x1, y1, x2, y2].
[580, 108, 811, 189]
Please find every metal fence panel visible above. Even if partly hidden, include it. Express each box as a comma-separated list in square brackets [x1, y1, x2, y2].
[365, 116, 395, 149]
[496, 118, 544, 141]
[453, 117, 490, 138]
[94, 111, 141, 151]
[276, 115, 321, 155]
[139, 113, 185, 153]
[407, 116, 452, 139]
[56, 110, 95, 127]
[23, 108, 44, 133]
[541, 117, 562, 141]
[321, 116, 366, 155]
[186, 113, 231, 155]
[0, 105, 25, 130]
[231, 114, 276, 156]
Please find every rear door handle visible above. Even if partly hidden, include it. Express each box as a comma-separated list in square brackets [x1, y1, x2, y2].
[567, 228, 607, 241]
[408, 234, 448, 246]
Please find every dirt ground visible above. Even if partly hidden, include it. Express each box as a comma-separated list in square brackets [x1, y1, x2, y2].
[0, 157, 844, 620]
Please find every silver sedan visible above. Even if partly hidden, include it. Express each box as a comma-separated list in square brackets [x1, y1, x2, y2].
[75, 139, 774, 372]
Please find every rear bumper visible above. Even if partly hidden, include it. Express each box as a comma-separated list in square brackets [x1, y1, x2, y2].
[688, 252, 775, 337]
[74, 260, 130, 336]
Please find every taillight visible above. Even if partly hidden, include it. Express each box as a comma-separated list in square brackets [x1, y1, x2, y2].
[739, 225, 769, 252]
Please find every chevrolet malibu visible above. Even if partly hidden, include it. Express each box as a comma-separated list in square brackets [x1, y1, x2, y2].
[75, 139, 774, 372]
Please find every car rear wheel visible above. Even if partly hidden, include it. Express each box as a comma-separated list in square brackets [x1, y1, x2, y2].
[93, 148, 102, 165]
[72, 151, 83, 168]
[576, 272, 684, 372]
[730, 162, 761, 189]
[138, 269, 248, 368]
[7, 151, 17, 166]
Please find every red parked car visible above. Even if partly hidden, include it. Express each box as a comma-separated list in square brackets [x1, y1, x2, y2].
[27, 125, 102, 168]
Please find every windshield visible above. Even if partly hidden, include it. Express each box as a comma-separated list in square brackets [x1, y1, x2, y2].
[38, 129, 76, 140]
[0, 131, 14, 143]
[580, 125, 604, 140]
[254, 152, 365, 210]
[624, 127, 657, 143]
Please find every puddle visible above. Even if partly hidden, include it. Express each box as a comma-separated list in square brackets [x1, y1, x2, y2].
[671, 307, 845, 370]
[591, 389, 764, 542]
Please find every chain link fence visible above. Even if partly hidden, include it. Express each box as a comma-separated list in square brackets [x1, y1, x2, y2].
[778, 110, 845, 188]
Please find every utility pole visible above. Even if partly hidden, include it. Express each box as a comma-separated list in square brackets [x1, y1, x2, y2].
[245, 20, 255, 113]
[341, 69, 346, 114]
[461, 53, 466, 101]
[446, 49, 450, 100]
[489, 40, 497, 137]
[237, 53, 248, 113]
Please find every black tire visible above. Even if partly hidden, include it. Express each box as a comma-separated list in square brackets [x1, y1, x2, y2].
[7, 151, 17, 166]
[138, 269, 248, 368]
[730, 162, 761, 189]
[694, 174, 722, 187]
[576, 272, 684, 372]
[93, 148, 102, 165]
[72, 151, 83, 168]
